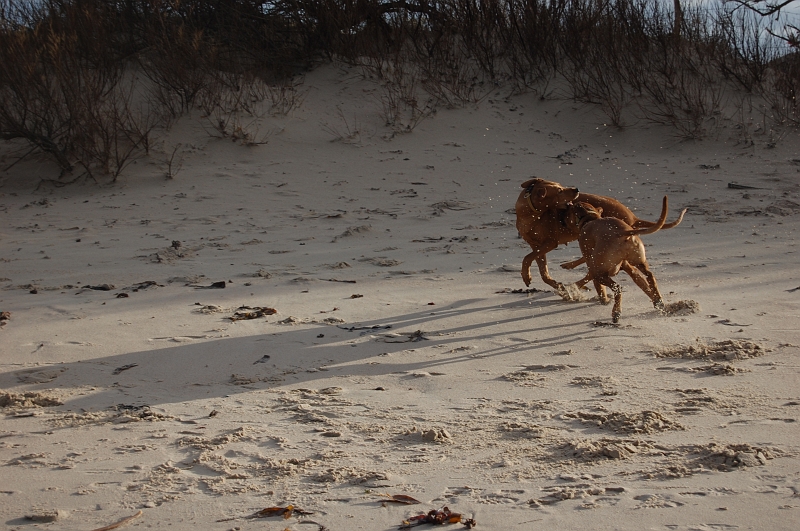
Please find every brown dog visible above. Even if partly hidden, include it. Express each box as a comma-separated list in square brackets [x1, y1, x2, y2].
[515, 178, 686, 290]
[561, 197, 670, 323]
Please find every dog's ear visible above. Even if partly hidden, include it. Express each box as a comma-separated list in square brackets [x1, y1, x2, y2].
[520, 178, 538, 188]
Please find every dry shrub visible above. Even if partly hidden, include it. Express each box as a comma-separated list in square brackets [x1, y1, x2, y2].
[137, 17, 214, 117]
[558, 0, 639, 126]
[196, 71, 303, 144]
[2, 0, 800, 182]
[767, 52, 800, 126]
[374, 59, 436, 133]
[0, 0, 160, 180]
[634, 49, 725, 139]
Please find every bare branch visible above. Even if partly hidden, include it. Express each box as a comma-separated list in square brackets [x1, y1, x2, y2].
[725, 0, 799, 17]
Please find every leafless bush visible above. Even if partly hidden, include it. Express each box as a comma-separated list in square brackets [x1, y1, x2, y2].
[267, 78, 308, 116]
[0, 1, 312, 181]
[197, 71, 259, 141]
[4, 0, 800, 184]
[379, 82, 436, 134]
[164, 143, 184, 179]
[765, 53, 800, 126]
[321, 106, 362, 143]
[0, 1, 160, 180]
[201, 109, 271, 145]
[557, 0, 654, 126]
[196, 71, 302, 143]
[505, 0, 560, 91]
[628, 33, 725, 140]
[365, 57, 435, 132]
[137, 13, 214, 117]
[420, 46, 491, 109]
[712, 6, 779, 92]
[637, 67, 724, 139]
[447, 0, 509, 81]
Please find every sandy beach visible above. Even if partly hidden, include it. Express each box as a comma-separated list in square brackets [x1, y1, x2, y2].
[2, 62, 800, 530]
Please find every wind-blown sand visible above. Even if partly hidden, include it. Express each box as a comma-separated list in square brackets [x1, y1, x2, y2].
[1, 64, 799, 530]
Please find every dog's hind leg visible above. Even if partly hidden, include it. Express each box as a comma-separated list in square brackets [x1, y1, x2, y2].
[634, 262, 665, 311]
[620, 261, 655, 300]
[597, 275, 622, 322]
[561, 257, 586, 270]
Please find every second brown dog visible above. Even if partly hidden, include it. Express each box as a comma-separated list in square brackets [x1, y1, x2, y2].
[561, 197, 671, 323]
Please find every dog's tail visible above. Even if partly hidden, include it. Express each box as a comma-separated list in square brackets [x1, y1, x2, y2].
[626, 196, 669, 236]
[660, 204, 687, 230]
[631, 201, 687, 231]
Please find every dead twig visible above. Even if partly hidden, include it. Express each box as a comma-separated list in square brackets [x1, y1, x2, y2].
[90, 510, 143, 531]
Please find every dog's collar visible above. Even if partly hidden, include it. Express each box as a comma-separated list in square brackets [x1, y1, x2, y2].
[523, 185, 545, 218]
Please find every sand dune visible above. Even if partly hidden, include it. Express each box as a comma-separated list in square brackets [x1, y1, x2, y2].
[2, 63, 799, 530]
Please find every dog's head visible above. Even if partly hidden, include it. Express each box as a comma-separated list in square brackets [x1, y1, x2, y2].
[520, 178, 580, 211]
[566, 201, 603, 230]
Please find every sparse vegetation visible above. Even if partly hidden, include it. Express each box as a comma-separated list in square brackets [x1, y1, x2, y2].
[1, 0, 798, 181]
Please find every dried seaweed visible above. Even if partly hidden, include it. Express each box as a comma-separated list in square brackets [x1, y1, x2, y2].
[229, 306, 277, 321]
[400, 507, 475, 529]
[252, 505, 314, 519]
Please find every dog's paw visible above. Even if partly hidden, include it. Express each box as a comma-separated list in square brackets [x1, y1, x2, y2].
[612, 312, 621, 323]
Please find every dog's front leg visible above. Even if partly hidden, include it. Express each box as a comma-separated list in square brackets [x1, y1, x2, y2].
[521, 251, 537, 286]
[535, 253, 564, 290]
[521, 244, 560, 289]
